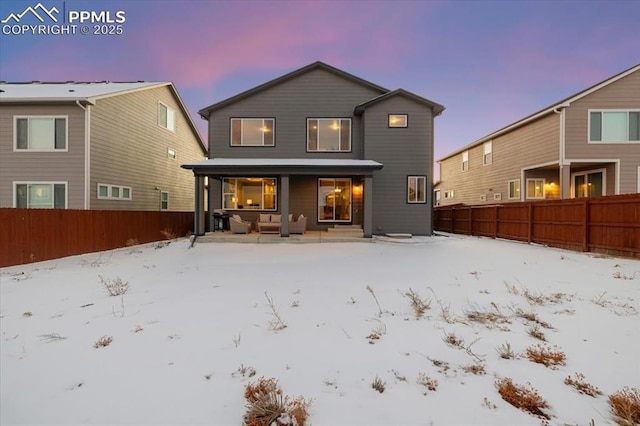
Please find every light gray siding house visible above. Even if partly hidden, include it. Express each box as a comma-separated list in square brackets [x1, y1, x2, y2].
[183, 62, 444, 237]
[0, 82, 206, 211]
[436, 64, 640, 206]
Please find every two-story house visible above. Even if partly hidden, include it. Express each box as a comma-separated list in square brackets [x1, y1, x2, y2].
[182, 61, 444, 237]
[0, 81, 206, 211]
[436, 64, 639, 206]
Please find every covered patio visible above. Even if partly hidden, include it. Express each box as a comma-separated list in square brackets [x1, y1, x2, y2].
[181, 158, 384, 238]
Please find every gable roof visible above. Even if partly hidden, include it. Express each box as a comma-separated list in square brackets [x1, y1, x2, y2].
[0, 81, 206, 154]
[438, 63, 640, 162]
[354, 88, 445, 116]
[198, 61, 389, 119]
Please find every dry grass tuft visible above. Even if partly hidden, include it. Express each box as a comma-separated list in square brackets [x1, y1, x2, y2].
[525, 344, 566, 368]
[496, 342, 516, 359]
[527, 324, 546, 341]
[264, 292, 287, 331]
[233, 364, 257, 378]
[93, 335, 113, 348]
[371, 376, 386, 393]
[403, 288, 431, 319]
[366, 320, 386, 343]
[461, 362, 486, 375]
[609, 387, 640, 426]
[366, 285, 384, 316]
[495, 377, 550, 420]
[443, 332, 464, 348]
[99, 275, 129, 296]
[160, 228, 178, 240]
[243, 377, 310, 426]
[417, 372, 438, 393]
[465, 304, 510, 330]
[514, 308, 553, 329]
[564, 373, 602, 397]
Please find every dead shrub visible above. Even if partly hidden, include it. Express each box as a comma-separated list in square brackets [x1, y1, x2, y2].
[525, 343, 566, 368]
[99, 275, 129, 296]
[496, 342, 516, 359]
[403, 288, 431, 319]
[465, 304, 510, 330]
[93, 335, 113, 348]
[371, 376, 386, 393]
[461, 362, 486, 375]
[366, 320, 386, 343]
[495, 377, 550, 420]
[243, 377, 310, 426]
[609, 387, 640, 426]
[233, 364, 257, 378]
[527, 324, 546, 341]
[564, 373, 602, 397]
[160, 228, 178, 240]
[443, 332, 464, 348]
[264, 292, 287, 332]
[417, 372, 438, 392]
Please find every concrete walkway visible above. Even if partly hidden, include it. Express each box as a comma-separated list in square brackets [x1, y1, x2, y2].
[195, 230, 371, 244]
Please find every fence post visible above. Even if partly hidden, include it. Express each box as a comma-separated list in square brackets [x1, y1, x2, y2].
[468, 207, 473, 236]
[582, 198, 590, 252]
[528, 203, 534, 243]
[493, 205, 498, 239]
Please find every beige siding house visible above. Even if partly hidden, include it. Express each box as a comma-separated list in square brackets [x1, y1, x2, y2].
[436, 64, 639, 206]
[0, 82, 206, 211]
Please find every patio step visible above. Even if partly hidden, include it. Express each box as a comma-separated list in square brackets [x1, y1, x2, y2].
[326, 225, 364, 237]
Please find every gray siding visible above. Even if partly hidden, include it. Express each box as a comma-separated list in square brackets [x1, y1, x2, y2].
[363, 97, 434, 235]
[0, 104, 86, 208]
[90, 85, 205, 211]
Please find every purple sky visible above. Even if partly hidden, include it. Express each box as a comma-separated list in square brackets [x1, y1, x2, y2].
[1, 0, 638, 178]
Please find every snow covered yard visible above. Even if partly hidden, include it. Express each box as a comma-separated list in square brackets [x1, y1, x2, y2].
[1, 234, 638, 425]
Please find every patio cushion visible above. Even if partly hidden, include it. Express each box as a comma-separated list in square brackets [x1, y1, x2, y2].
[259, 214, 271, 223]
[271, 214, 281, 223]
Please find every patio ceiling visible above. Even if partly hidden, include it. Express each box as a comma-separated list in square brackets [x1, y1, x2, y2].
[181, 158, 384, 176]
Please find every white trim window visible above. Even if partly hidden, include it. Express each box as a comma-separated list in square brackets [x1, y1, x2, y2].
[231, 118, 274, 146]
[483, 141, 493, 165]
[307, 118, 351, 152]
[14, 182, 67, 208]
[158, 102, 175, 132]
[526, 178, 545, 199]
[167, 148, 177, 160]
[407, 176, 426, 203]
[508, 179, 521, 200]
[222, 178, 277, 211]
[160, 191, 169, 210]
[14, 116, 67, 151]
[318, 178, 352, 222]
[571, 168, 606, 198]
[388, 114, 408, 128]
[638, 166, 640, 193]
[444, 190, 454, 199]
[589, 110, 639, 143]
[98, 183, 132, 200]
[462, 150, 469, 171]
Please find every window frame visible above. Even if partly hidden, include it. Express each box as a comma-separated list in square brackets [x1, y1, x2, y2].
[97, 183, 132, 201]
[407, 176, 427, 204]
[508, 179, 521, 200]
[307, 118, 352, 152]
[230, 118, 275, 147]
[526, 178, 545, 200]
[462, 150, 469, 171]
[483, 141, 493, 165]
[221, 177, 277, 211]
[13, 116, 68, 152]
[571, 168, 606, 198]
[160, 191, 169, 210]
[14, 181, 67, 208]
[388, 114, 408, 128]
[167, 148, 177, 160]
[318, 178, 352, 222]
[588, 109, 640, 143]
[158, 102, 175, 132]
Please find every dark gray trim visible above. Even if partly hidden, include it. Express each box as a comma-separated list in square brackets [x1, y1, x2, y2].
[355, 89, 445, 116]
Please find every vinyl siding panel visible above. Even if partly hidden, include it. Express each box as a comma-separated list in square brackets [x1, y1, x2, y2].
[90, 85, 205, 211]
[0, 104, 86, 208]
[363, 97, 434, 235]
[565, 69, 640, 194]
[209, 68, 383, 159]
[437, 113, 560, 206]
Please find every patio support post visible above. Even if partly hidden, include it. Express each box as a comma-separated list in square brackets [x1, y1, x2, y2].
[560, 164, 571, 199]
[280, 175, 290, 237]
[194, 174, 205, 236]
[363, 176, 373, 238]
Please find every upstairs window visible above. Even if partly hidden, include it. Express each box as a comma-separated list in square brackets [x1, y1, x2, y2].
[462, 151, 469, 171]
[589, 110, 639, 142]
[158, 103, 175, 132]
[483, 141, 493, 165]
[307, 118, 351, 152]
[15, 117, 67, 151]
[231, 119, 274, 146]
[388, 114, 408, 128]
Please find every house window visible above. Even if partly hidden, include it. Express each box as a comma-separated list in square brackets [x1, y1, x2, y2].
[462, 151, 469, 171]
[222, 178, 276, 211]
[589, 110, 639, 142]
[388, 114, 407, 128]
[307, 119, 351, 152]
[483, 141, 493, 165]
[318, 178, 351, 222]
[444, 190, 454, 199]
[97, 183, 132, 200]
[167, 148, 177, 160]
[407, 176, 426, 203]
[494, 193, 502, 201]
[480, 194, 487, 201]
[231, 119, 274, 146]
[526, 178, 545, 199]
[158, 103, 175, 132]
[572, 169, 605, 198]
[508, 179, 521, 200]
[15, 116, 67, 151]
[15, 182, 66, 208]
[160, 191, 169, 210]
[434, 190, 441, 206]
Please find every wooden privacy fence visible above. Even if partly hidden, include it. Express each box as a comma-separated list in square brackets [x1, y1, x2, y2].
[433, 194, 640, 259]
[0, 209, 194, 267]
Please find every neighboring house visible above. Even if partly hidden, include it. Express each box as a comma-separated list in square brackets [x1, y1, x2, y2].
[435, 64, 640, 206]
[0, 81, 206, 211]
[182, 61, 444, 237]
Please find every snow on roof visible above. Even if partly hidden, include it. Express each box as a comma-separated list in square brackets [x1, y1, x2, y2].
[0, 81, 168, 102]
[182, 158, 384, 169]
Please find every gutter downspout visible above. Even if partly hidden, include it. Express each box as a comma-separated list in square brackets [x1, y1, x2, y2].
[76, 100, 90, 209]
[553, 106, 566, 199]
